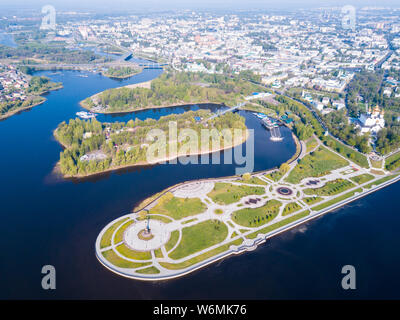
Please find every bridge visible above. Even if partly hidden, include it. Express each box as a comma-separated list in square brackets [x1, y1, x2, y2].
[204, 102, 245, 122]
[138, 62, 168, 69]
[120, 52, 133, 61]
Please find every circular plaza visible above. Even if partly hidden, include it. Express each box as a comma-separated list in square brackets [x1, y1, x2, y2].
[124, 220, 170, 251]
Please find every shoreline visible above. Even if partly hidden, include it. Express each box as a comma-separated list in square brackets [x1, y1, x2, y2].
[0, 84, 63, 121]
[80, 96, 229, 115]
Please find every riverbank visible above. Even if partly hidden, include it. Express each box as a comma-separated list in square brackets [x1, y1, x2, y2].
[0, 83, 63, 121]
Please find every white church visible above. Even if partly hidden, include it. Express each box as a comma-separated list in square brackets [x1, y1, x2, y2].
[356, 105, 385, 134]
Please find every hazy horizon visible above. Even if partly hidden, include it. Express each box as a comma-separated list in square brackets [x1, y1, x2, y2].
[0, 0, 399, 12]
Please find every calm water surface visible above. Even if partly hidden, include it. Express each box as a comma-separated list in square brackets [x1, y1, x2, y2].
[0, 68, 400, 299]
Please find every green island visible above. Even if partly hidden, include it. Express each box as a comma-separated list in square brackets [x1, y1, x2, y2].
[81, 70, 267, 113]
[54, 109, 248, 177]
[96, 130, 400, 280]
[102, 66, 142, 79]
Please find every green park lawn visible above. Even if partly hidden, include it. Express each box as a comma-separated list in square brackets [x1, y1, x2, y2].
[239, 176, 269, 185]
[101, 249, 151, 269]
[350, 173, 375, 185]
[286, 146, 349, 184]
[207, 182, 265, 205]
[165, 230, 180, 252]
[149, 193, 206, 220]
[265, 170, 283, 182]
[115, 244, 152, 261]
[305, 137, 318, 153]
[304, 179, 355, 196]
[365, 174, 399, 189]
[302, 196, 323, 205]
[168, 220, 228, 260]
[322, 136, 369, 168]
[160, 238, 243, 270]
[246, 210, 310, 239]
[114, 219, 135, 244]
[311, 188, 363, 211]
[370, 159, 383, 169]
[386, 152, 400, 171]
[100, 217, 129, 249]
[282, 202, 301, 216]
[136, 266, 160, 274]
[231, 200, 281, 227]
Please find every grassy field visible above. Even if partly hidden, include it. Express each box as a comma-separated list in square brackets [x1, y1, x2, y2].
[286, 146, 349, 184]
[100, 217, 129, 249]
[322, 136, 369, 168]
[160, 238, 243, 270]
[304, 179, 355, 196]
[385, 152, 400, 171]
[169, 220, 229, 260]
[305, 137, 319, 153]
[231, 200, 282, 227]
[207, 183, 265, 205]
[165, 230, 180, 252]
[365, 174, 399, 189]
[101, 249, 151, 269]
[239, 176, 269, 185]
[114, 220, 135, 243]
[302, 196, 323, 205]
[282, 202, 302, 216]
[154, 248, 163, 258]
[136, 266, 160, 274]
[265, 171, 283, 182]
[371, 159, 383, 169]
[246, 210, 310, 239]
[311, 188, 363, 211]
[350, 173, 375, 185]
[149, 193, 207, 220]
[137, 214, 173, 224]
[116, 244, 152, 261]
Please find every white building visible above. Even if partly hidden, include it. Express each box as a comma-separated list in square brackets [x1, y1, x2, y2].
[356, 105, 385, 134]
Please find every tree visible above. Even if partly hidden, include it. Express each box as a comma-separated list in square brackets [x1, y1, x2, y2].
[279, 163, 290, 174]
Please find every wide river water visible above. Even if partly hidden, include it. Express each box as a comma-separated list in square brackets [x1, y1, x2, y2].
[1, 67, 400, 299]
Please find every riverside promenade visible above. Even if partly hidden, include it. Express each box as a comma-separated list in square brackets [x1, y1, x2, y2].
[96, 138, 399, 281]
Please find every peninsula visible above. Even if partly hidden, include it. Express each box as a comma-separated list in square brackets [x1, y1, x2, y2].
[96, 136, 400, 280]
[80, 70, 267, 114]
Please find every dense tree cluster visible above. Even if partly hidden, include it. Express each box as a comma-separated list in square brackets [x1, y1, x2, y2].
[56, 110, 247, 177]
[346, 70, 384, 117]
[104, 66, 140, 78]
[92, 71, 264, 112]
[0, 42, 108, 64]
[322, 110, 371, 153]
[260, 95, 325, 138]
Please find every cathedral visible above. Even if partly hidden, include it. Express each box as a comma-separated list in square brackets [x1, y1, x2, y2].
[356, 105, 385, 134]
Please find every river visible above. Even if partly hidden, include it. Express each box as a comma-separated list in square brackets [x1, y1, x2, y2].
[0, 67, 400, 299]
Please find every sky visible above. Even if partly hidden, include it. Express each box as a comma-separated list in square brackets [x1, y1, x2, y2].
[0, 0, 399, 12]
